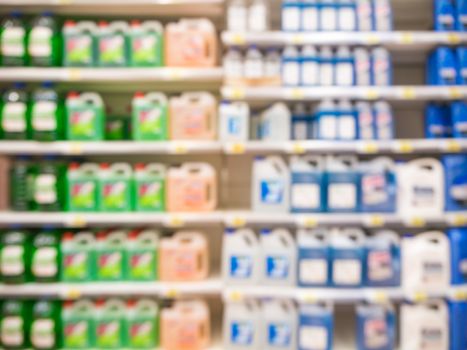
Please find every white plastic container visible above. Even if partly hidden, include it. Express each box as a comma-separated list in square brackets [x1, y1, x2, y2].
[337, 99, 357, 140]
[224, 48, 244, 80]
[373, 0, 393, 31]
[356, 0, 373, 31]
[337, 0, 357, 31]
[400, 300, 449, 350]
[354, 48, 371, 86]
[402, 231, 450, 292]
[244, 46, 264, 79]
[248, 0, 269, 32]
[252, 156, 290, 213]
[297, 229, 330, 287]
[260, 103, 291, 141]
[264, 49, 281, 78]
[320, 0, 338, 31]
[219, 102, 250, 141]
[260, 228, 297, 286]
[282, 46, 301, 86]
[282, 0, 302, 32]
[319, 46, 335, 86]
[302, 0, 319, 31]
[301, 45, 319, 86]
[224, 300, 261, 350]
[223, 229, 260, 284]
[261, 300, 297, 350]
[335, 46, 354, 86]
[396, 158, 445, 217]
[227, 0, 248, 31]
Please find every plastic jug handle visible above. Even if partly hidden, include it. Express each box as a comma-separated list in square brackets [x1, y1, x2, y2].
[145, 92, 168, 105]
[206, 178, 217, 210]
[419, 231, 446, 245]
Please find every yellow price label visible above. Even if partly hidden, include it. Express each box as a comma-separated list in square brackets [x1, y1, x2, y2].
[229, 88, 245, 99]
[291, 142, 305, 154]
[302, 293, 317, 303]
[167, 216, 184, 228]
[409, 217, 426, 228]
[365, 89, 379, 100]
[447, 33, 461, 44]
[228, 143, 246, 154]
[171, 143, 188, 154]
[370, 291, 388, 304]
[367, 215, 385, 227]
[292, 34, 304, 45]
[365, 34, 381, 45]
[65, 288, 81, 299]
[165, 289, 179, 298]
[413, 291, 428, 302]
[166, 69, 183, 80]
[453, 290, 467, 300]
[69, 215, 86, 228]
[396, 141, 414, 153]
[58, 0, 73, 4]
[231, 33, 246, 45]
[288, 88, 305, 100]
[449, 87, 462, 99]
[229, 216, 246, 228]
[68, 142, 83, 155]
[360, 142, 379, 154]
[400, 32, 414, 44]
[67, 68, 82, 81]
[451, 214, 467, 226]
[228, 291, 243, 302]
[401, 87, 416, 100]
[300, 217, 318, 228]
[445, 140, 461, 153]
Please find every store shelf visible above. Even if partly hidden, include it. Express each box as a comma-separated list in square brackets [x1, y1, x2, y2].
[0, 139, 465, 156]
[221, 86, 467, 101]
[0, 211, 465, 228]
[222, 31, 467, 49]
[0, 0, 224, 17]
[223, 286, 467, 304]
[0, 67, 223, 83]
[0, 279, 223, 299]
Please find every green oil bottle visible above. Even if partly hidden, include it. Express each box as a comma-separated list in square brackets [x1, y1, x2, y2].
[31, 229, 60, 283]
[0, 300, 30, 350]
[30, 82, 64, 141]
[0, 230, 31, 284]
[30, 300, 61, 350]
[28, 12, 61, 67]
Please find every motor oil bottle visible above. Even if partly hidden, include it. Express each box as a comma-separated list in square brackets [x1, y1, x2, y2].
[0, 12, 27, 66]
[30, 300, 61, 350]
[31, 82, 64, 141]
[252, 156, 290, 213]
[219, 101, 250, 142]
[65, 92, 105, 141]
[61, 231, 96, 282]
[434, 0, 456, 31]
[337, 0, 357, 31]
[166, 163, 217, 212]
[337, 99, 357, 140]
[302, 0, 319, 32]
[96, 230, 127, 281]
[0, 300, 30, 349]
[298, 303, 333, 350]
[315, 100, 338, 140]
[0, 230, 31, 284]
[31, 228, 60, 283]
[297, 229, 331, 287]
[28, 12, 60, 67]
[9, 156, 32, 211]
[132, 92, 168, 141]
[282, 0, 301, 31]
[402, 231, 450, 292]
[450, 101, 467, 138]
[357, 0, 373, 30]
[99, 163, 133, 212]
[449, 300, 467, 350]
[335, 46, 355, 86]
[227, 0, 248, 31]
[371, 47, 392, 86]
[448, 228, 467, 285]
[165, 19, 217, 67]
[373, 101, 394, 140]
[260, 103, 291, 141]
[223, 300, 261, 350]
[442, 155, 467, 211]
[66, 162, 99, 212]
[282, 46, 300, 86]
[223, 228, 260, 285]
[32, 155, 65, 212]
[94, 299, 127, 349]
[373, 0, 393, 31]
[290, 156, 326, 213]
[161, 300, 210, 350]
[365, 231, 400, 287]
[126, 299, 159, 349]
[96, 21, 128, 67]
[319, 46, 335, 86]
[128, 20, 163, 67]
[260, 228, 297, 286]
[291, 103, 310, 140]
[354, 48, 371, 86]
[63, 20, 96, 67]
[425, 103, 451, 138]
[133, 163, 166, 212]
[262, 299, 297, 350]
[244, 45, 264, 80]
[356, 303, 395, 350]
[330, 228, 366, 288]
[356, 102, 374, 139]
[126, 228, 159, 281]
[61, 299, 95, 349]
[326, 156, 360, 213]
[400, 300, 449, 350]
[1, 83, 30, 140]
[159, 231, 209, 282]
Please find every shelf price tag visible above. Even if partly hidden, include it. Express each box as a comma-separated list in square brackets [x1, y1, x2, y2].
[453, 289, 467, 301]
[365, 34, 381, 45]
[67, 68, 82, 81]
[170, 143, 188, 154]
[226, 142, 245, 154]
[394, 140, 414, 153]
[302, 292, 317, 304]
[227, 216, 246, 228]
[288, 142, 305, 154]
[67, 215, 86, 228]
[368, 290, 388, 304]
[447, 33, 461, 44]
[444, 140, 461, 153]
[63, 287, 81, 300]
[291, 34, 304, 45]
[297, 216, 318, 228]
[68, 142, 83, 155]
[358, 142, 379, 154]
[408, 216, 426, 228]
[227, 87, 245, 99]
[287, 88, 305, 100]
[58, 0, 73, 4]
[227, 290, 243, 302]
[365, 215, 385, 227]
[399, 32, 414, 45]
[230, 33, 246, 45]
[164, 288, 179, 298]
[164, 215, 184, 228]
[448, 87, 462, 99]
[413, 291, 428, 302]
[401, 87, 416, 100]
[365, 89, 379, 100]
[166, 68, 183, 80]
[450, 214, 467, 227]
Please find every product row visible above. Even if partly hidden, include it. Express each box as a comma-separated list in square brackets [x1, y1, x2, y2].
[427, 47, 467, 85]
[280, 0, 393, 32]
[10, 160, 217, 212]
[224, 228, 466, 289]
[435, 0, 467, 31]
[224, 46, 392, 87]
[425, 102, 467, 138]
[0, 229, 209, 284]
[0, 14, 217, 67]
[0, 88, 220, 141]
[224, 299, 465, 350]
[253, 155, 466, 214]
[0, 298, 211, 350]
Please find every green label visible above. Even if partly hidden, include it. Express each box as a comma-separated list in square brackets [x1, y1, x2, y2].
[70, 181, 97, 210]
[128, 251, 156, 280]
[29, 26, 52, 58]
[132, 35, 157, 63]
[1, 316, 23, 347]
[64, 320, 90, 348]
[137, 106, 163, 136]
[99, 35, 125, 64]
[98, 252, 123, 279]
[32, 247, 58, 278]
[137, 180, 163, 210]
[96, 320, 121, 348]
[63, 251, 89, 281]
[1, 245, 24, 276]
[70, 109, 96, 138]
[1, 27, 25, 57]
[2, 102, 27, 132]
[128, 320, 156, 348]
[66, 35, 92, 64]
[34, 174, 57, 204]
[32, 101, 57, 131]
[101, 181, 128, 210]
[31, 319, 55, 349]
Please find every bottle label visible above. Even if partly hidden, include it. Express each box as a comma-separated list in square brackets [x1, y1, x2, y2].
[32, 247, 58, 277]
[32, 101, 57, 131]
[231, 321, 253, 345]
[362, 174, 388, 206]
[29, 26, 52, 57]
[137, 181, 163, 209]
[99, 35, 125, 64]
[34, 174, 57, 204]
[71, 181, 96, 210]
[244, 59, 263, 79]
[227, 115, 240, 136]
[63, 251, 88, 280]
[1, 245, 24, 276]
[136, 105, 163, 136]
[31, 319, 55, 349]
[184, 108, 206, 136]
[412, 185, 435, 208]
[64, 320, 89, 347]
[2, 102, 27, 132]
[96, 320, 120, 347]
[364, 318, 388, 348]
[320, 6, 337, 31]
[132, 34, 157, 64]
[420, 326, 443, 350]
[302, 61, 319, 85]
[367, 250, 393, 282]
[260, 180, 285, 204]
[282, 61, 300, 85]
[266, 255, 289, 279]
[224, 59, 243, 79]
[300, 259, 328, 284]
[319, 63, 334, 86]
[129, 251, 155, 279]
[333, 259, 362, 285]
[282, 6, 301, 31]
[319, 115, 337, 139]
[299, 325, 327, 349]
[129, 320, 155, 347]
[98, 251, 123, 279]
[328, 183, 356, 209]
[338, 113, 357, 139]
[102, 181, 127, 209]
[268, 323, 291, 347]
[422, 260, 444, 285]
[67, 35, 92, 64]
[292, 183, 320, 209]
[1, 316, 23, 347]
[336, 63, 354, 86]
[230, 255, 253, 279]
[70, 109, 96, 137]
[338, 6, 356, 31]
[1, 27, 25, 57]
[302, 6, 319, 31]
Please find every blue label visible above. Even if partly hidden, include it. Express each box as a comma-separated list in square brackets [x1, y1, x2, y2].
[230, 256, 252, 279]
[228, 116, 240, 135]
[231, 322, 253, 345]
[268, 323, 291, 347]
[261, 180, 284, 204]
[267, 255, 289, 279]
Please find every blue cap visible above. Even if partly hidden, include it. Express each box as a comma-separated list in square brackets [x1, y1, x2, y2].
[44, 155, 58, 161]
[41, 81, 54, 89]
[225, 228, 236, 234]
[254, 156, 265, 161]
[41, 11, 53, 16]
[260, 229, 271, 235]
[13, 82, 26, 89]
[10, 11, 22, 18]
